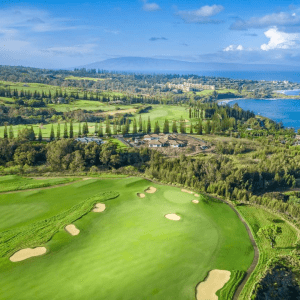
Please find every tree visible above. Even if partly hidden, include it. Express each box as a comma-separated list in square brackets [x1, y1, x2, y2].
[69, 120, 74, 138]
[94, 122, 98, 135]
[98, 123, 103, 137]
[147, 116, 151, 133]
[57, 122, 61, 140]
[9, 125, 14, 139]
[50, 125, 55, 141]
[78, 122, 82, 137]
[197, 119, 202, 135]
[133, 118, 137, 134]
[257, 224, 282, 248]
[63, 122, 68, 139]
[30, 125, 36, 141]
[139, 115, 143, 132]
[154, 121, 160, 134]
[106, 116, 111, 136]
[163, 119, 169, 134]
[172, 120, 177, 133]
[3, 124, 8, 139]
[190, 122, 193, 134]
[38, 128, 42, 141]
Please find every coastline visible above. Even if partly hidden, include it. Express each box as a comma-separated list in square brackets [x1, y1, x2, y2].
[218, 97, 300, 105]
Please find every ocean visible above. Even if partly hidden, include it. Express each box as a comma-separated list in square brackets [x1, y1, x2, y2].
[224, 99, 300, 131]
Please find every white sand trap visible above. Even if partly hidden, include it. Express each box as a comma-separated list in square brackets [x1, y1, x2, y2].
[181, 189, 194, 194]
[192, 200, 199, 204]
[92, 203, 106, 212]
[10, 247, 47, 262]
[196, 270, 231, 300]
[65, 224, 80, 236]
[194, 194, 200, 197]
[83, 178, 93, 180]
[165, 213, 181, 221]
[145, 186, 157, 194]
[137, 193, 145, 198]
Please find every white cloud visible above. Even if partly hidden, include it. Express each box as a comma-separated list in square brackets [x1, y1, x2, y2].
[261, 27, 300, 51]
[142, 1, 161, 12]
[230, 12, 300, 30]
[42, 44, 97, 56]
[176, 5, 224, 24]
[223, 44, 244, 51]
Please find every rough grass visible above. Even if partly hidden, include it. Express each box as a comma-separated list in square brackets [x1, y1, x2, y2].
[237, 204, 298, 299]
[0, 177, 254, 300]
[0, 175, 77, 192]
[64, 76, 106, 81]
[217, 270, 246, 299]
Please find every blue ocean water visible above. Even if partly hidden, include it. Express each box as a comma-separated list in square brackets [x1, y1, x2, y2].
[185, 71, 300, 83]
[227, 99, 300, 131]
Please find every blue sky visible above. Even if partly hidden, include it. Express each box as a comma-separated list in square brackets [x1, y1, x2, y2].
[0, 0, 300, 68]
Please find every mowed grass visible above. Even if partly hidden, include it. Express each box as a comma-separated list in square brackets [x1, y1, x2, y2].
[0, 175, 77, 193]
[237, 204, 298, 299]
[0, 178, 254, 300]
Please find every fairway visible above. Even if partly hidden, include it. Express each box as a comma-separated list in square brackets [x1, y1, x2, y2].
[0, 177, 254, 299]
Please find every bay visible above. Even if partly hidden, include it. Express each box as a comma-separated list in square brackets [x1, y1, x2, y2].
[225, 99, 300, 131]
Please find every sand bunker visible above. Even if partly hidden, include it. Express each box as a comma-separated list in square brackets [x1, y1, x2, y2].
[192, 200, 199, 204]
[92, 203, 106, 212]
[181, 189, 194, 194]
[65, 224, 80, 236]
[165, 213, 181, 221]
[194, 194, 200, 197]
[10, 247, 47, 262]
[137, 193, 145, 198]
[196, 270, 231, 300]
[145, 186, 157, 194]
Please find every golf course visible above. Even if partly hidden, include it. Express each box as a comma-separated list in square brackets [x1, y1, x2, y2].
[0, 176, 254, 299]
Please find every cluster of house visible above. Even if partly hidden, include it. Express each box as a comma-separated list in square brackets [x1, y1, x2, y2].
[75, 137, 104, 145]
[138, 133, 187, 148]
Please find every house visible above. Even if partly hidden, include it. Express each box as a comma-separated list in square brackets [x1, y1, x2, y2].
[169, 140, 186, 148]
[150, 134, 160, 140]
[144, 135, 151, 141]
[149, 140, 163, 148]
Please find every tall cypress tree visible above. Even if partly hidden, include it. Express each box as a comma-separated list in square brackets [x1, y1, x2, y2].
[106, 116, 111, 136]
[94, 122, 98, 135]
[3, 124, 8, 139]
[57, 122, 61, 140]
[38, 128, 42, 141]
[163, 119, 169, 134]
[197, 119, 202, 135]
[172, 120, 177, 133]
[50, 124, 55, 141]
[133, 119, 137, 134]
[190, 122, 193, 134]
[113, 119, 117, 135]
[143, 121, 146, 134]
[30, 125, 36, 141]
[139, 115, 143, 132]
[78, 122, 82, 137]
[125, 118, 129, 134]
[63, 122, 68, 138]
[98, 123, 103, 137]
[147, 117, 151, 133]
[69, 120, 74, 138]
[154, 121, 160, 134]
[9, 125, 14, 139]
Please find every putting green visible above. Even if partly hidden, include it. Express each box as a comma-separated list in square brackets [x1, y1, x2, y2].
[0, 178, 254, 299]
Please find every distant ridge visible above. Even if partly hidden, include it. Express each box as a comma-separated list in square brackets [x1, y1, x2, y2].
[75, 57, 299, 73]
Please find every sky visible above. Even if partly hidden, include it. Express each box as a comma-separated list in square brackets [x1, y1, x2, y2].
[0, 0, 300, 68]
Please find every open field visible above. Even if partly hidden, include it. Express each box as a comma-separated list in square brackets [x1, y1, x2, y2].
[0, 177, 254, 299]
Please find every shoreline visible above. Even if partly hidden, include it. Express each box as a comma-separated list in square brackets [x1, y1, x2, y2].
[218, 97, 300, 105]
